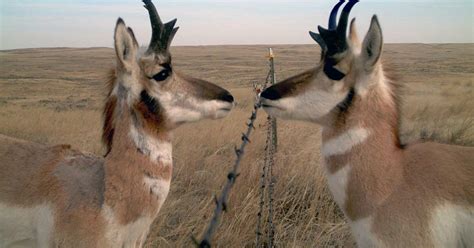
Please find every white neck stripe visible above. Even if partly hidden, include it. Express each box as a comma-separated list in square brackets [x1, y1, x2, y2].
[322, 127, 371, 157]
[129, 125, 172, 165]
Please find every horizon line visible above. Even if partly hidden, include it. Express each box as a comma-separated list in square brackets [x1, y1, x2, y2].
[2, 42, 474, 52]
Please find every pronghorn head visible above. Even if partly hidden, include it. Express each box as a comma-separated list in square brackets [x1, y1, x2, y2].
[109, 0, 234, 128]
[261, 0, 385, 126]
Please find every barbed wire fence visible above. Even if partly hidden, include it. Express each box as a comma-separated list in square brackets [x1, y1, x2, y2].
[256, 48, 278, 248]
[194, 48, 278, 248]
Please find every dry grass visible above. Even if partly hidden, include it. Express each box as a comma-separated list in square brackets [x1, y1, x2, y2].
[400, 91, 474, 147]
[0, 44, 473, 247]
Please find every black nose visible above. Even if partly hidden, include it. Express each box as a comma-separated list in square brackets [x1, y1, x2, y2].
[218, 91, 234, 103]
[260, 87, 281, 100]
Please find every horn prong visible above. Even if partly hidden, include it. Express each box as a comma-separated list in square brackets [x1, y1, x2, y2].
[164, 19, 178, 34]
[317, 26, 333, 43]
[328, 0, 345, 30]
[309, 31, 327, 52]
[317, 26, 330, 36]
[166, 27, 179, 49]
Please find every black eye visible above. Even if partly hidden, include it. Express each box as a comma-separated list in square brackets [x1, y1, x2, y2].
[152, 69, 170, 82]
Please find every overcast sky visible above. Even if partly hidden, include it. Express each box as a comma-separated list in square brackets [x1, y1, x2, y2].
[1, 0, 473, 50]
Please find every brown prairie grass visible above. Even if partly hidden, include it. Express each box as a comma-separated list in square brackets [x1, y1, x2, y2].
[0, 44, 473, 247]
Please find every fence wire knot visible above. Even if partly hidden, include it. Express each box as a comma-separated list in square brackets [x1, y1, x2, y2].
[234, 146, 242, 156]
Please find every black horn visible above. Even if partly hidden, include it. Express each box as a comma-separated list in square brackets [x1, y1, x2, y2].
[328, 0, 345, 30]
[336, 0, 359, 38]
[310, 0, 359, 57]
[143, 0, 179, 54]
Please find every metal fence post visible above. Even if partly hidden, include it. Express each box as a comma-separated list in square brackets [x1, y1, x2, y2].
[268, 48, 278, 151]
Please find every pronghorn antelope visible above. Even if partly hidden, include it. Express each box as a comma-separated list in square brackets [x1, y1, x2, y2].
[0, 0, 234, 247]
[261, 0, 474, 247]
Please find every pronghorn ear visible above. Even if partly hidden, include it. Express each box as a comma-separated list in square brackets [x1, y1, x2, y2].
[114, 18, 138, 70]
[361, 15, 383, 70]
[349, 18, 361, 49]
[127, 27, 139, 49]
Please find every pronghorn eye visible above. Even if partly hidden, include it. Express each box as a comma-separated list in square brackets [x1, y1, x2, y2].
[152, 69, 170, 82]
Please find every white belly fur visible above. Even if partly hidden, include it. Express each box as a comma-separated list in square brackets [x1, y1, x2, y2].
[0, 203, 54, 248]
[102, 205, 155, 248]
[348, 204, 474, 248]
[431, 203, 474, 248]
[349, 216, 386, 248]
[325, 164, 351, 209]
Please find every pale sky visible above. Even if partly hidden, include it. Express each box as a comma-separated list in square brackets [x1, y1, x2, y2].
[1, 0, 473, 50]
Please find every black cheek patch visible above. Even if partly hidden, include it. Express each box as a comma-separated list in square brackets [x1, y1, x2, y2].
[136, 88, 167, 134]
[324, 63, 346, 81]
[140, 90, 158, 114]
[337, 87, 355, 113]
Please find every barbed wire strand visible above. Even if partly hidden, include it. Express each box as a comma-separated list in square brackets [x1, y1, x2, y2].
[266, 116, 276, 247]
[255, 138, 268, 246]
[256, 115, 277, 248]
[255, 64, 274, 248]
[195, 100, 261, 248]
[256, 48, 278, 248]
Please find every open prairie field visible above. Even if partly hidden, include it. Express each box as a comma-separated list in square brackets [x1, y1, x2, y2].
[0, 44, 473, 247]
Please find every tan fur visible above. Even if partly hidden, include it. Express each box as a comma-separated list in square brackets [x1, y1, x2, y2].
[267, 68, 318, 97]
[0, 135, 107, 247]
[323, 84, 474, 247]
[103, 111, 172, 224]
[266, 64, 474, 247]
[0, 10, 233, 247]
[261, 15, 474, 247]
[0, 108, 171, 247]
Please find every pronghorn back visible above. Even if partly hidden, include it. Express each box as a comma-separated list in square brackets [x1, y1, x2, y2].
[0, 134, 107, 247]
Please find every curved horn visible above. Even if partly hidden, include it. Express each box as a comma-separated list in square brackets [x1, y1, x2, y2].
[336, 0, 359, 38]
[309, 0, 359, 58]
[328, 0, 345, 30]
[143, 0, 178, 54]
[143, 0, 163, 53]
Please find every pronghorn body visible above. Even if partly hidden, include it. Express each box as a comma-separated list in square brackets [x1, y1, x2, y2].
[0, 1, 234, 247]
[261, 1, 474, 247]
[0, 129, 169, 247]
[320, 87, 474, 247]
